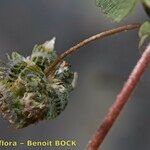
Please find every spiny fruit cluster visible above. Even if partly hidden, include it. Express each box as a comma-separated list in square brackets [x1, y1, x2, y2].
[0, 38, 77, 129]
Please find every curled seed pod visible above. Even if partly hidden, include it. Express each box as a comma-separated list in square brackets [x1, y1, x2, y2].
[0, 38, 77, 129]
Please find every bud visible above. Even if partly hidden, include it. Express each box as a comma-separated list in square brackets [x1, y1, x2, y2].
[43, 37, 56, 51]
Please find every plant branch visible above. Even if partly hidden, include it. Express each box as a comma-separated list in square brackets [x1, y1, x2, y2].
[44, 24, 140, 77]
[87, 43, 150, 150]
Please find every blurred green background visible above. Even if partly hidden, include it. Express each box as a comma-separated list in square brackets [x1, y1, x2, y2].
[0, 1, 149, 150]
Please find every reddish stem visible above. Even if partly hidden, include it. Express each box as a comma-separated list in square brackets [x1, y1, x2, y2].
[87, 43, 150, 150]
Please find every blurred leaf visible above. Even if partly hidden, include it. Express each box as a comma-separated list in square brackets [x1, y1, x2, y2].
[141, 0, 150, 17]
[139, 21, 150, 47]
[96, 0, 137, 22]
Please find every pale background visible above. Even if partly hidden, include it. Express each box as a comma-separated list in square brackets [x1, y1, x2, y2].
[0, 1, 149, 150]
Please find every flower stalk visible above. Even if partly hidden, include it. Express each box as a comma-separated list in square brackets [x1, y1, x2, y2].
[45, 24, 140, 77]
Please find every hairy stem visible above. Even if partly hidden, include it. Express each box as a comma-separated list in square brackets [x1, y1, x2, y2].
[45, 24, 140, 77]
[87, 43, 150, 150]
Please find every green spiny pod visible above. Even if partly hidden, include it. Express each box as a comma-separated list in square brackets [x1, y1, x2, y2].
[0, 38, 78, 129]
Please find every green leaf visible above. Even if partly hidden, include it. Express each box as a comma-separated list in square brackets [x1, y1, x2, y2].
[96, 0, 137, 22]
[141, 0, 150, 17]
[139, 21, 150, 47]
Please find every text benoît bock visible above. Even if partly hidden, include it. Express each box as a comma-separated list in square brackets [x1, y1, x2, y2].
[0, 139, 77, 147]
